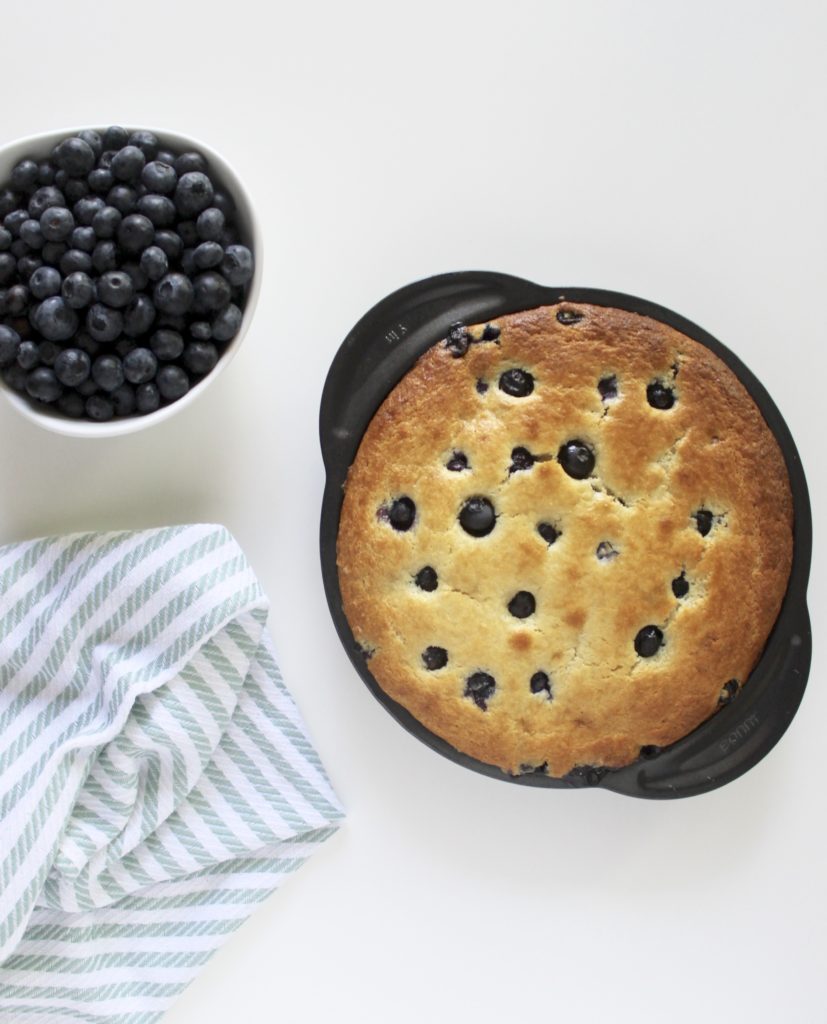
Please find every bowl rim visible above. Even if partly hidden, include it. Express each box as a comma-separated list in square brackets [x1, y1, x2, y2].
[319, 271, 812, 799]
[0, 123, 263, 438]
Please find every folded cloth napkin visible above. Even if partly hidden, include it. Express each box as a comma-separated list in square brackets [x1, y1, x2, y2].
[0, 524, 344, 1023]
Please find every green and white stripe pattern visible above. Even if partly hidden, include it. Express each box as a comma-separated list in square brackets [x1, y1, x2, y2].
[0, 524, 343, 1022]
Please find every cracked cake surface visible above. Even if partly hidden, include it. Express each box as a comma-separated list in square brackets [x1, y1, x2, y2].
[336, 302, 794, 777]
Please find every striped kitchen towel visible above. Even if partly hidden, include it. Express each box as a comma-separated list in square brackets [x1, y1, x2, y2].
[0, 524, 344, 1023]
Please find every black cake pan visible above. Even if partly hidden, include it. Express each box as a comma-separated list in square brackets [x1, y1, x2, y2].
[320, 272, 812, 799]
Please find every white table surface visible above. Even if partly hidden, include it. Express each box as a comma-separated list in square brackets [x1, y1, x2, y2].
[2, 2, 825, 1021]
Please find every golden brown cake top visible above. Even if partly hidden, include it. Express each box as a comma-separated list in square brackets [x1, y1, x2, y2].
[336, 303, 794, 777]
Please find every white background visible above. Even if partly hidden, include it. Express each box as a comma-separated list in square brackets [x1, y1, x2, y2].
[1, 1, 825, 1021]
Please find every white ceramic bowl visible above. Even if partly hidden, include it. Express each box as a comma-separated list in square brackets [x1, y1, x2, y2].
[0, 125, 262, 438]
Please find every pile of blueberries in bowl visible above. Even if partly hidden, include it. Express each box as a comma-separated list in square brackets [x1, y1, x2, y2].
[0, 126, 255, 426]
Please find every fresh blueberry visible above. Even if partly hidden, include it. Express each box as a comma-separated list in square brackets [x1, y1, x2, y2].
[118, 213, 154, 252]
[598, 375, 618, 400]
[647, 382, 675, 409]
[2, 363, 27, 390]
[33, 296, 78, 342]
[91, 240, 118, 274]
[92, 354, 124, 391]
[153, 230, 182, 261]
[76, 129, 103, 159]
[54, 347, 91, 386]
[75, 332, 101, 358]
[141, 160, 177, 195]
[16, 339, 39, 370]
[20, 219, 44, 249]
[64, 178, 90, 204]
[111, 145, 146, 183]
[537, 522, 560, 545]
[212, 190, 234, 218]
[135, 381, 160, 414]
[414, 566, 438, 591]
[91, 205, 122, 239]
[694, 509, 714, 536]
[11, 159, 39, 193]
[111, 382, 137, 416]
[57, 391, 85, 418]
[509, 446, 534, 473]
[183, 341, 218, 375]
[220, 244, 254, 286]
[421, 646, 448, 671]
[41, 241, 67, 267]
[153, 273, 194, 316]
[634, 625, 663, 658]
[0, 324, 20, 366]
[37, 340, 61, 366]
[17, 255, 42, 280]
[557, 308, 584, 325]
[507, 591, 536, 618]
[86, 302, 123, 342]
[61, 271, 97, 310]
[558, 440, 595, 479]
[211, 302, 242, 342]
[386, 496, 416, 531]
[174, 171, 214, 217]
[97, 270, 134, 308]
[177, 220, 199, 247]
[459, 496, 496, 537]
[193, 241, 223, 269]
[106, 185, 137, 214]
[0, 189, 21, 218]
[103, 126, 130, 150]
[71, 225, 96, 252]
[446, 451, 468, 471]
[4, 209, 29, 238]
[73, 196, 105, 226]
[180, 248, 196, 276]
[444, 321, 469, 357]
[140, 245, 168, 281]
[28, 186, 65, 219]
[499, 368, 534, 397]
[155, 149, 176, 166]
[127, 130, 159, 160]
[530, 671, 552, 696]
[464, 672, 496, 710]
[0, 227, 11, 250]
[76, 377, 99, 397]
[120, 262, 148, 292]
[26, 365, 63, 402]
[114, 337, 137, 359]
[59, 249, 93, 276]
[189, 320, 212, 341]
[136, 194, 176, 228]
[87, 167, 113, 194]
[122, 294, 156, 337]
[5, 284, 29, 315]
[85, 393, 114, 420]
[29, 266, 62, 299]
[196, 207, 224, 241]
[36, 162, 55, 185]
[192, 268, 231, 311]
[150, 328, 184, 360]
[174, 151, 208, 175]
[122, 346, 157, 384]
[156, 364, 190, 400]
[672, 572, 689, 598]
[10, 237, 29, 258]
[40, 207, 74, 242]
[0, 253, 16, 285]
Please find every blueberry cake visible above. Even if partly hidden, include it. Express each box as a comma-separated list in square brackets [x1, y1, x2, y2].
[336, 303, 794, 777]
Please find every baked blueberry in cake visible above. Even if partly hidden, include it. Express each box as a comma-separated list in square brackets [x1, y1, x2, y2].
[336, 303, 794, 777]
